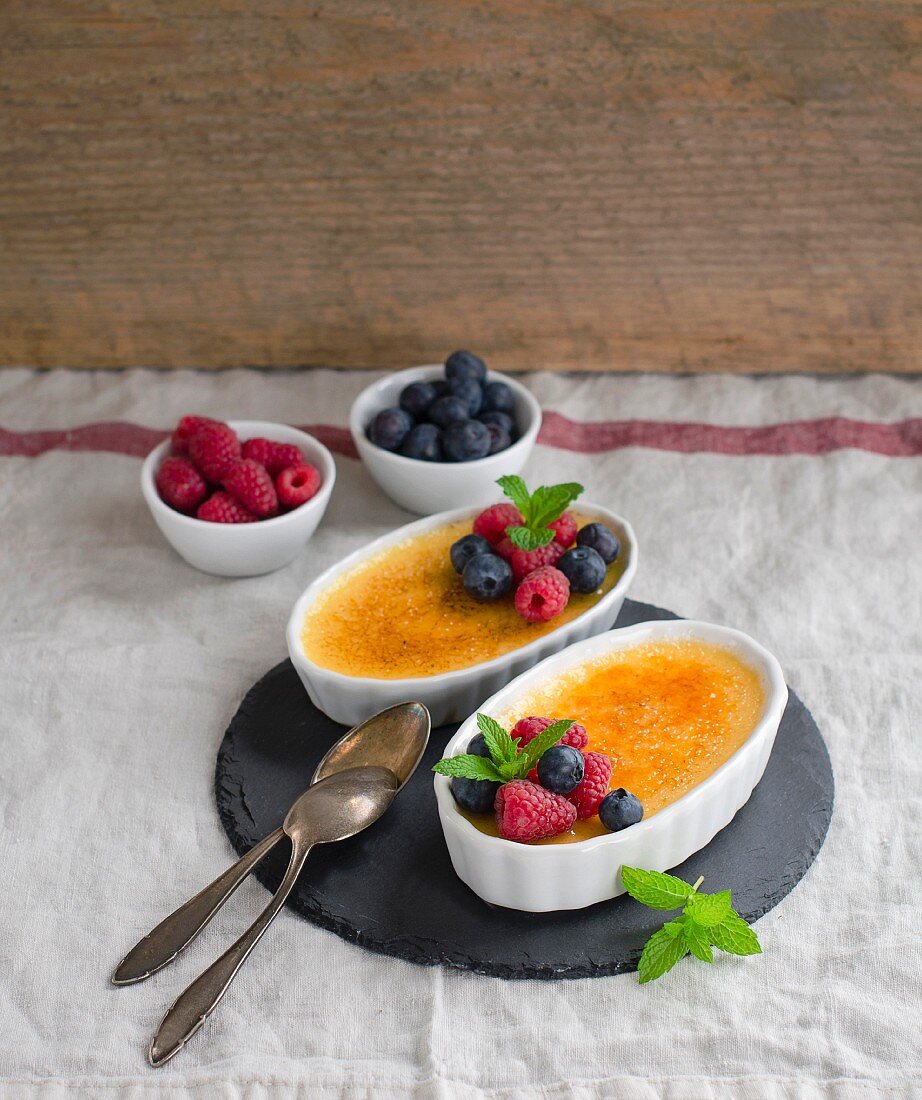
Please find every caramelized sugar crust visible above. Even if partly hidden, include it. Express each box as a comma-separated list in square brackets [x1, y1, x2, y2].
[466, 640, 765, 843]
[301, 516, 622, 679]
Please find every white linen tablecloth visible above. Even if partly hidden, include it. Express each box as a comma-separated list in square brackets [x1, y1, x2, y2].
[0, 368, 919, 1100]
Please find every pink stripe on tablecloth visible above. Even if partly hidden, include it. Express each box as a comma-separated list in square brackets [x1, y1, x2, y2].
[0, 416, 918, 459]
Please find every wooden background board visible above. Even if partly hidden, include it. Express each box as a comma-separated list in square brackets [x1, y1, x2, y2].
[1, 2, 920, 373]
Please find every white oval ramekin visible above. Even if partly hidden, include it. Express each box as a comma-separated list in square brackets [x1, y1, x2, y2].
[434, 619, 788, 912]
[285, 502, 638, 727]
[141, 420, 336, 577]
[349, 365, 542, 515]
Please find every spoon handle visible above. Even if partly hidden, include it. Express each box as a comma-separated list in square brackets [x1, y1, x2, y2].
[112, 827, 284, 985]
[149, 839, 312, 1067]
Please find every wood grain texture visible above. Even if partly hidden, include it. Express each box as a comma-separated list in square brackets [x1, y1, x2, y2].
[1, 1, 920, 372]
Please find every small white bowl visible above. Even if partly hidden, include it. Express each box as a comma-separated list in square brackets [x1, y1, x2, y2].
[286, 502, 637, 727]
[141, 420, 336, 577]
[435, 620, 788, 912]
[349, 365, 542, 515]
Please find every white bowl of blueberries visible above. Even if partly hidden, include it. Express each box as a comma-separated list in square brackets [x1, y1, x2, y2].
[349, 351, 542, 515]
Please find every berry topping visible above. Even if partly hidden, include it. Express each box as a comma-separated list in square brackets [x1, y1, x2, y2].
[445, 349, 487, 386]
[241, 438, 303, 477]
[495, 780, 577, 842]
[481, 380, 515, 415]
[450, 533, 493, 575]
[514, 565, 570, 622]
[576, 522, 620, 564]
[446, 376, 484, 416]
[171, 415, 216, 456]
[399, 380, 438, 419]
[567, 751, 613, 819]
[472, 503, 523, 545]
[443, 419, 491, 462]
[427, 395, 469, 429]
[276, 463, 321, 509]
[399, 423, 443, 462]
[509, 540, 565, 583]
[512, 716, 589, 751]
[548, 510, 578, 548]
[536, 744, 585, 795]
[155, 457, 208, 514]
[188, 421, 242, 483]
[223, 459, 279, 518]
[462, 553, 513, 602]
[368, 408, 413, 452]
[449, 733, 501, 814]
[599, 789, 644, 832]
[495, 536, 516, 561]
[196, 491, 257, 524]
[557, 545, 607, 593]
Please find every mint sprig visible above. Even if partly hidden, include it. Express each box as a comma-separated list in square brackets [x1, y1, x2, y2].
[497, 475, 584, 551]
[621, 867, 762, 983]
[433, 713, 574, 784]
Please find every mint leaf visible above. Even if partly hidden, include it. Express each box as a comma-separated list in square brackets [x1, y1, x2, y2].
[709, 912, 762, 957]
[506, 525, 556, 551]
[528, 483, 584, 530]
[476, 713, 519, 768]
[681, 918, 714, 963]
[496, 475, 531, 517]
[686, 890, 732, 927]
[637, 921, 688, 983]
[621, 867, 695, 910]
[515, 719, 574, 776]
[432, 754, 504, 782]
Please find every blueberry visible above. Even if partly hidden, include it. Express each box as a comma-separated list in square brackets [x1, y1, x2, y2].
[449, 731, 500, 813]
[450, 533, 493, 574]
[445, 350, 487, 385]
[431, 379, 450, 399]
[443, 419, 491, 462]
[483, 420, 512, 454]
[536, 745, 585, 794]
[482, 380, 515, 416]
[558, 546, 607, 594]
[576, 522, 620, 564]
[399, 423, 443, 461]
[427, 395, 470, 429]
[368, 407, 413, 452]
[599, 789, 644, 832]
[399, 381, 438, 419]
[462, 553, 513, 601]
[447, 376, 484, 417]
[477, 411, 519, 440]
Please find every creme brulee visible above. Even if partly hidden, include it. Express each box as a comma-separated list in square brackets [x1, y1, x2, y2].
[464, 639, 765, 843]
[301, 516, 623, 679]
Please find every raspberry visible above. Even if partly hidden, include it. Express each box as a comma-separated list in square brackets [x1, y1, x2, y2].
[495, 537, 516, 562]
[197, 491, 257, 524]
[512, 716, 589, 751]
[171, 415, 216, 456]
[510, 540, 565, 583]
[155, 457, 208, 514]
[549, 510, 578, 548]
[223, 459, 278, 518]
[241, 437, 304, 477]
[514, 566, 570, 623]
[567, 751, 613, 819]
[188, 421, 241, 483]
[495, 780, 577, 842]
[276, 463, 322, 509]
[472, 503, 523, 545]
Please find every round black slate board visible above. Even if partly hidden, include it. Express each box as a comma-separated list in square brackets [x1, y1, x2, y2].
[215, 600, 833, 979]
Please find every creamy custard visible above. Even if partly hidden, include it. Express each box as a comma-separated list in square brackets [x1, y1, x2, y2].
[301, 516, 623, 679]
[463, 639, 765, 843]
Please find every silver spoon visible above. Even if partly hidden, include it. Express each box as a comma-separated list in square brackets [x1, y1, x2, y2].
[112, 701, 429, 987]
[149, 765, 398, 1066]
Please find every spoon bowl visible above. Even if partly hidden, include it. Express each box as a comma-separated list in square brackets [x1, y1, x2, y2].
[285, 766, 398, 845]
[311, 701, 430, 790]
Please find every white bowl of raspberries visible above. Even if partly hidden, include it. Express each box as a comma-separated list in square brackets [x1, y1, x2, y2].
[142, 417, 335, 577]
[350, 351, 542, 515]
